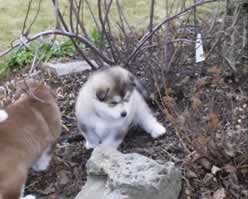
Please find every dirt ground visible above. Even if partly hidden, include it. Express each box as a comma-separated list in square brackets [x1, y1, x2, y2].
[1, 55, 248, 198]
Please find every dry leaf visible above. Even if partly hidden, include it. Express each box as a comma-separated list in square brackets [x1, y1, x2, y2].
[213, 188, 226, 199]
[207, 66, 223, 74]
[224, 164, 236, 173]
[196, 77, 209, 89]
[163, 95, 176, 107]
[199, 158, 212, 170]
[191, 96, 202, 110]
[208, 113, 222, 129]
[211, 165, 221, 175]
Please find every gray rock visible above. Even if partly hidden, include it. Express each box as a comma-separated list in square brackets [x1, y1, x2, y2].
[42, 60, 97, 76]
[75, 147, 182, 199]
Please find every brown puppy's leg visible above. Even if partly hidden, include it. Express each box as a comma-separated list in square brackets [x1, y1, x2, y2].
[1, 169, 27, 199]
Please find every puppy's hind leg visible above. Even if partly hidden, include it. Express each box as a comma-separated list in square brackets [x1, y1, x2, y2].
[135, 92, 166, 138]
[32, 145, 53, 172]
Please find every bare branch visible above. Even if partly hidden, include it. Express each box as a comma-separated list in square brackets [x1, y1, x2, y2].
[26, 0, 42, 36]
[0, 30, 114, 65]
[69, 0, 75, 33]
[149, 0, 155, 47]
[98, 0, 117, 62]
[52, 0, 62, 30]
[126, 0, 220, 65]
[73, 0, 90, 38]
[22, 0, 33, 36]
[85, 0, 101, 33]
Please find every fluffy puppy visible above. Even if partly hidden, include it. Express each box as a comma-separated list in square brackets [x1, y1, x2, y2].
[0, 80, 61, 199]
[75, 66, 166, 149]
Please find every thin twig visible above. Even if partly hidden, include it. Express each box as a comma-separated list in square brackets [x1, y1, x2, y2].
[29, 46, 39, 74]
[116, 0, 130, 50]
[85, 0, 101, 32]
[149, 0, 155, 48]
[69, 0, 75, 33]
[0, 30, 114, 65]
[98, 0, 117, 62]
[52, 0, 62, 30]
[26, 0, 42, 36]
[22, 0, 33, 36]
[73, 0, 90, 39]
[126, 0, 219, 65]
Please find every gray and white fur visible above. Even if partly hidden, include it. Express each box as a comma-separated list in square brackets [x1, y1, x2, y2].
[75, 66, 166, 149]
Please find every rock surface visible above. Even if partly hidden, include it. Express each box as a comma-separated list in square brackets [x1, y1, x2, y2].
[75, 147, 182, 199]
[42, 60, 96, 76]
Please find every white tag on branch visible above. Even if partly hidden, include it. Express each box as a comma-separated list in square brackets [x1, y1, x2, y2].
[195, 33, 205, 63]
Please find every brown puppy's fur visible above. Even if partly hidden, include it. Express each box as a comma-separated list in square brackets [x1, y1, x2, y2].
[0, 81, 61, 199]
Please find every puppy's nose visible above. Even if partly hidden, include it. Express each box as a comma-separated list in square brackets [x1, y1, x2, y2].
[121, 111, 127, 117]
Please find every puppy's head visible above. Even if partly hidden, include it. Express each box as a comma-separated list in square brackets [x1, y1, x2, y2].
[15, 80, 56, 103]
[93, 66, 136, 120]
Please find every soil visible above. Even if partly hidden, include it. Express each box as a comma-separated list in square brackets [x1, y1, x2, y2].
[1, 56, 248, 199]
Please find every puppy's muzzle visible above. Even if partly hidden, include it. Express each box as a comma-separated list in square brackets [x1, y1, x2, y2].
[121, 111, 127, 117]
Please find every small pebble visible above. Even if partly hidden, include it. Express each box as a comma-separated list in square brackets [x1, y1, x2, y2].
[238, 107, 243, 112]
[237, 119, 241, 123]
[211, 165, 221, 175]
[241, 115, 246, 119]
[235, 125, 241, 129]
[243, 104, 247, 108]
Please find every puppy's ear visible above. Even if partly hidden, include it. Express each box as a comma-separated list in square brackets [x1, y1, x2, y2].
[96, 88, 109, 101]
[128, 74, 136, 88]
[128, 73, 148, 98]
[39, 82, 57, 99]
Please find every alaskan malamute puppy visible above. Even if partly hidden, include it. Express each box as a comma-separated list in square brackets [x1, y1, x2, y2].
[75, 66, 166, 149]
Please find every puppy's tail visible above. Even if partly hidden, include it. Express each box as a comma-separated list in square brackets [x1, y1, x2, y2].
[0, 110, 8, 122]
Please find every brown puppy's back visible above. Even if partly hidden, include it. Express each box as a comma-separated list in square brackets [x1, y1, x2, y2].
[0, 81, 61, 199]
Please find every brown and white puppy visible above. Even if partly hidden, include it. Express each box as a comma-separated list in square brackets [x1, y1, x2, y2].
[0, 80, 61, 199]
[75, 66, 166, 149]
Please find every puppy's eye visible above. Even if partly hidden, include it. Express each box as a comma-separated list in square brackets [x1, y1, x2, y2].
[96, 88, 109, 102]
[109, 101, 118, 106]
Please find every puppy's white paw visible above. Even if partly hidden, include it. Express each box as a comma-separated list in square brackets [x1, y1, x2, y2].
[85, 141, 95, 149]
[32, 149, 51, 172]
[22, 195, 36, 199]
[0, 110, 8, 122]
[150, 123, 166, 138]
[32, 160, 50, 172]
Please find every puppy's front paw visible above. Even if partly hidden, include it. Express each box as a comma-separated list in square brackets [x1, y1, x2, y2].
[151, 123, 166, 138]
[85, 141, 95, 149]
[22, 195, 36, 199]
[32, 152, 51, 172]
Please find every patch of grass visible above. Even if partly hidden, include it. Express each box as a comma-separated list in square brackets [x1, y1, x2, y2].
[0, 39, 76, 77]
[0, 0, 224, 52]
[0, 26, 114, 77]
[0, 26, 113, 77]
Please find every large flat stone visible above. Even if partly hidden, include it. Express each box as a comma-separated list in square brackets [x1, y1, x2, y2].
[42, 60, 97, 76]
[75, 146, 182, 199]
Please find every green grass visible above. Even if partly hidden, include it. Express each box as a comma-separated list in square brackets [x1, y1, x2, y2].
[0, 40, 77, 77]
[0, 0, 224, 51]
